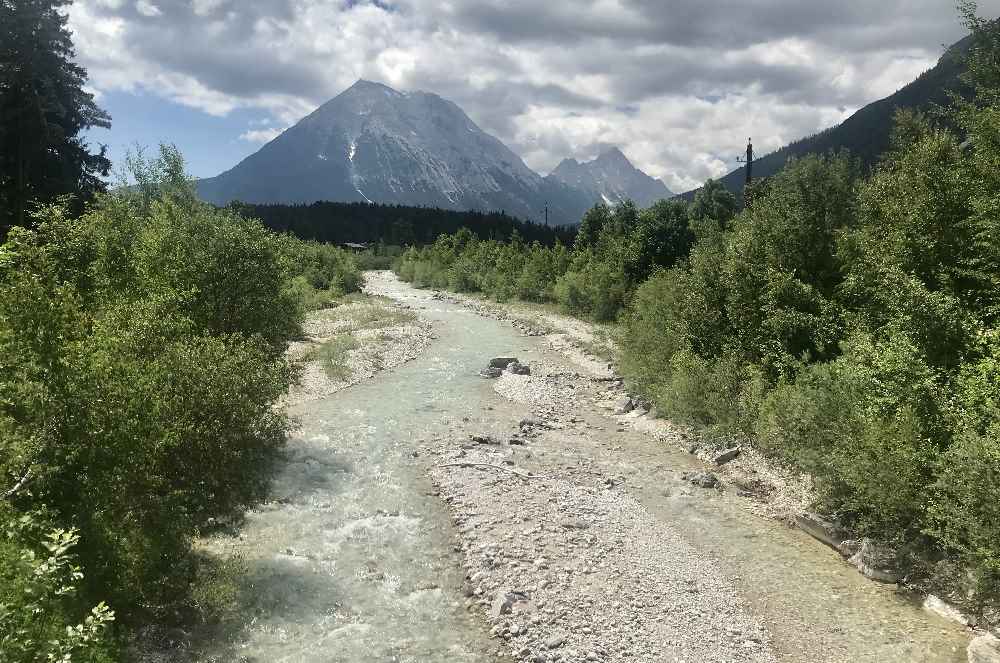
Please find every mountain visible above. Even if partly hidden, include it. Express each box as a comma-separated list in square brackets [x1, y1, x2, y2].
[679, 35, 973, 200]
[198, 79, 590, 224]
[546, 147, 673, 207]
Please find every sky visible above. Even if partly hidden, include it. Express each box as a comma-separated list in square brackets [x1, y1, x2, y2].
[69, 0, 1000, 193]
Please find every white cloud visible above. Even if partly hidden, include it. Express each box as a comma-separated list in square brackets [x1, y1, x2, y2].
[239, 127, 284, 143]
[134, 0, 161, 17]
[66, 0, 1000, 189]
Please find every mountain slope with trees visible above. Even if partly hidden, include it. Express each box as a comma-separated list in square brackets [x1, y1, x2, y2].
[679, 33, 973, 200]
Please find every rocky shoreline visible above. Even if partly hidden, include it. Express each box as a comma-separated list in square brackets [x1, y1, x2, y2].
[430, 287, 998, 663]
[423, 354, 777, 663]
[285, 272, 434, 406]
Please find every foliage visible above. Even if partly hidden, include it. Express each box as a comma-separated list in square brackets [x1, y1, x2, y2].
[0, 0, 112, 237]
[396, 198, 682, 322]
[0, 508, 117, 663]
[0, 145, 362, 654]
[230, 200, 574, 247]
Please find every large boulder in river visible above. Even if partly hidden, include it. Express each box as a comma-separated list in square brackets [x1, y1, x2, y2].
[489, 357, 519, 369]
[479, 366, 503, 378]
[968, 633, 1000, 663]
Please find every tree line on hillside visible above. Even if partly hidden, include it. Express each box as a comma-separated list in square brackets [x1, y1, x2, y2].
[397, 4, 1000, 621]
[230, 200, 576, 247]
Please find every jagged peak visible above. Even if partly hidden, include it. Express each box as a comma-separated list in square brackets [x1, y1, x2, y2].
[343, 79, 403, 96]
[595, 146, 631, 165]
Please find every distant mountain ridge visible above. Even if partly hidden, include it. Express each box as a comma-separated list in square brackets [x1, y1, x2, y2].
[197, 80, 669, 224]
[546, 147, 673, 208]
[680, 35, 973, 200]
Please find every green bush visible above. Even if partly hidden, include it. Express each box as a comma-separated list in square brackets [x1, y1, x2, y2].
[0, 507, 117, 663]
[756, 331, 945, 534]
[0, 146, 359, 640]
[929, 427, 1000, 602]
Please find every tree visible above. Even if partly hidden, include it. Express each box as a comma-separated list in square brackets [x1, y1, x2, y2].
[574, 203, 612, 250]
[688, 178, 737, 230]
[624, 199, 694, 281]
[0, 0, 111, 239]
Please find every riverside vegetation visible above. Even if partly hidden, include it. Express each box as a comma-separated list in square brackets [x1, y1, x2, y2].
[397, 5, 1000, 622]
[0, 147, 362, 661]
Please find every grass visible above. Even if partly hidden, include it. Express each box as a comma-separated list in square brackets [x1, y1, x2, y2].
[306, 333, 359, 380]
[341, 304, 417, 331]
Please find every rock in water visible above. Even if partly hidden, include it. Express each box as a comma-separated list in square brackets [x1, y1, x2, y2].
[848, 538, 898, 583]
[923, 594, 973, 627]
[479, 366, 503, 379]
[968, 633, 1000, 663]
[795, 512, 853, 555]
[489, 357, 519, 369]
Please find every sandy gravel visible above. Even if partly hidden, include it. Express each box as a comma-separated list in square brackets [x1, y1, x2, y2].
[286, 272, 434, 405]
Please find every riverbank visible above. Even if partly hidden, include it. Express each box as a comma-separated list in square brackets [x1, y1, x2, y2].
[425, 282, 982, 662]
[127, 272, 436, 662]
[286, 271, 435, 405]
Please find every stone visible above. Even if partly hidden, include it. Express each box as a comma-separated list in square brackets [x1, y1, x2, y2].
[559, 518, 589, 530]
[490, 357, 519, 369]
[682, 471, 720, 489]
[472, 434, 501, 445]
[479, 366, 503, 379]
[507, 361, 531, 375]
[968, 633, 1000, 663]
[613, 396, 634, 415]
[491, 590, 529, 620]
[713, 447, 741, 465]
[795, 512, 853, 556]
[924, 594, 973, 627]
[545, 634, 566, 650]
[849, 538, 898, 584]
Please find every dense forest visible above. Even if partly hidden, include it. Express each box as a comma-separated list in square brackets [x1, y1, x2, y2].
[397, 5, 1000, 619]
[230, 200, 576, 247]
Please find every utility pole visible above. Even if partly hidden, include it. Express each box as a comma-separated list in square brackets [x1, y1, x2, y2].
[544, 201, 549, 226]
[736, 137, 754, 208]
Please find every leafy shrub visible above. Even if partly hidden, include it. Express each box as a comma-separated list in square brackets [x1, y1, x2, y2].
[0, 146, 355, 634]
[0, 508, 117, 663]
[928, 427, 1000, 602]
[756, 332, 944, 534]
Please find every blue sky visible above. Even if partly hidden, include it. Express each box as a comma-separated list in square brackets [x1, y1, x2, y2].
[69, 0, 1000, 191]
[85, 91, 271, 179]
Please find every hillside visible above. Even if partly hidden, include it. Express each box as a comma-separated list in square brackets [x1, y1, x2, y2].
[680, 35, 973, 199]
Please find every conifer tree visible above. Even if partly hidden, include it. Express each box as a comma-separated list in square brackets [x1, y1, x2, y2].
[0, 0, 111, 239]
